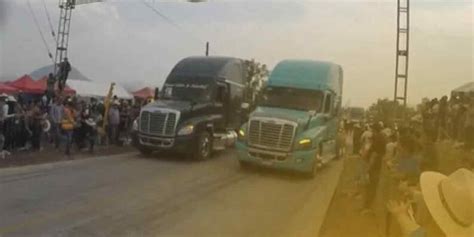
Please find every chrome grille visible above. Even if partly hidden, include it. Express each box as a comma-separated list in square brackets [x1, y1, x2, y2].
[140, 111, 150, 132]
[139, 110, 178, 136]
[248, 119, 296, 151]
[165, 113, 176, 135]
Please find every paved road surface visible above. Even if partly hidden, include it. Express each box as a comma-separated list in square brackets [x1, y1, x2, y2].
[0, 151, 342, 237]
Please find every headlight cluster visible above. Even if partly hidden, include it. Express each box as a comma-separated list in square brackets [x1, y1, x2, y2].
[177, 124, 194, 136]
[238, 128, 246, 141]
[296, 138, 312, 150]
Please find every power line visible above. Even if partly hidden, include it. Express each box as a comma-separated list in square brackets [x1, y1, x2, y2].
[41, 0, 57, 44]
[142, 1, 181, 29]
[141, 0, 205, 45]
[26, 0, 54, 63]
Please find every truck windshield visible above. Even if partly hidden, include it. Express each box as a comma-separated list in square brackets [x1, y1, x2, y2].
[260, 87, 324, 112]
[161, 76, 214, 102]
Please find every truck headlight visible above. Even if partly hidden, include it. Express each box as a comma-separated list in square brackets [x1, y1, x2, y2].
[132, 119, 138, 131]
[238, 128, 246, 141]
[296, 138, 312, 150]
[177, 124, 194, 136]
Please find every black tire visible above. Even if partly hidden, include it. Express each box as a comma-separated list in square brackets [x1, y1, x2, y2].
[193, 131, 212, 160]
[303, 162, 317, 179]
[239, 160, 252, 169]
[139, 147, 153, 156]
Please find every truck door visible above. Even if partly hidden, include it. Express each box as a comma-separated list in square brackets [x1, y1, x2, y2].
[321, 92, 337, 158]
[216, 81, 230, 130]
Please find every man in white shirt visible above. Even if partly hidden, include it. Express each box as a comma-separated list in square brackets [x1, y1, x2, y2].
[360, 124, 373, 155]
[0, 94, 11, 158]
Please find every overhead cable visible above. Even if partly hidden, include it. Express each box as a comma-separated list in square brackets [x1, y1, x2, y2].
[26, 0, 55, 63]
[41, 0, 57, 44]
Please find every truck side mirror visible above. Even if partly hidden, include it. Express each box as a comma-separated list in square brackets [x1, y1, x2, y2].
[241, 102, 250, 110]
[322, 114, 330, 123]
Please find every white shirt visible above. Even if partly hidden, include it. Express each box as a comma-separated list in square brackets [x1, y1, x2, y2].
[360, 130, 373, 145]
[2, 104, 13, 119]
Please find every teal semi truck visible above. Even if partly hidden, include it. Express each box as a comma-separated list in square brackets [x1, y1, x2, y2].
[235, 60, 343, 177]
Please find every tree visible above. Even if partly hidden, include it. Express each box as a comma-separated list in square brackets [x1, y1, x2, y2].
[366, 98, 416, 127]
[244, 59, 269, 106]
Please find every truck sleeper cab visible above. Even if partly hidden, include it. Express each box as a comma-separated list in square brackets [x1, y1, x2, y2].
[133, 56, 247, 160]
[235, 59, 343, 177]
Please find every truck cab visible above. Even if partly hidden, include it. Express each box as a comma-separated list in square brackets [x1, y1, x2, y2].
[133, 56, 247, 160]
[235, 60, 343, 177]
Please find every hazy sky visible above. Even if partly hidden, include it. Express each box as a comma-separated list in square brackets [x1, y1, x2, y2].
[1, 0, 472, 107]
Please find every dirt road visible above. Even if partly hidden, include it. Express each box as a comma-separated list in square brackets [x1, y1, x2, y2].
[0, 151, 342, 237]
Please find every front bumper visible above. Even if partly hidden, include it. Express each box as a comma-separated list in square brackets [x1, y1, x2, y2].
[235, 141, 317, 173]
[132, 131, 196, 153]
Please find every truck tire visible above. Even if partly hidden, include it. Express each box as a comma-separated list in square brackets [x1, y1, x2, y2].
[304, 154, 322, 179]
[303, 162, 317, 179]
[193, 131, 212, 160]
[139, 147, 153, 156]
[239, 160, 252, 169]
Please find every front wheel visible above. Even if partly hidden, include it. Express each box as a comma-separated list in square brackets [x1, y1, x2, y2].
[239, 160, 252, 169]
[139, 147, 153, 157]
[193, 131, 212, 160]
[303, 162, 317, 179]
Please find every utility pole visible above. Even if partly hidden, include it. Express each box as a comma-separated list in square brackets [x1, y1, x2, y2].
[394, 0, 410, 106]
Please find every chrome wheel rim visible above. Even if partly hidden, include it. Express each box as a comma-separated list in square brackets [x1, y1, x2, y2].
[200, 136, 210, 158]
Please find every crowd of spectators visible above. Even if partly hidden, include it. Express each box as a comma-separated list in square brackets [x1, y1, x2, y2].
[420, 93, 474, 150]
[0, 93, 145, 158]
[344, 93, 473, 237]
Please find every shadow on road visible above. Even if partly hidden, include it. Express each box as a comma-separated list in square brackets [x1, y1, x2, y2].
[238, 160, 335, 182]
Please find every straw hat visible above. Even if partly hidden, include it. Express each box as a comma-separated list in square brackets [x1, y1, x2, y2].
[420, 168, 474, 237]
[85, 118, 96, 127]
[7, 96, 16, 102]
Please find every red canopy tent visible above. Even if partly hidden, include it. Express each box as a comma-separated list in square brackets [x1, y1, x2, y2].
[132, 87, 155, 99]
[37, 76, 76, 95]
[0, 83, 19, 94]
[9, 75, 44, 94]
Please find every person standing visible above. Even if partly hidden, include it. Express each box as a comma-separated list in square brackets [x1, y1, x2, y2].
[82, 107, 97, 153]
[119, 100, 131, 145]
[74, 100, 87, 150]
[30, 101, 43, 151]
[464, 98, 474, 150]
[360, 124, 373, 155]
[4, 96, 17, 152]
[362, 122, 387, 212]
[353, 123, 363, 155]
[49, 97, 64, 149]
[0, 94, 10, 158]
[57, 58, 71, 91]
[451, 98, 461, 141]
[46, 73, 56, 104]
[336, 127, 346, 158]
[393, 135, 420, 183]
[108, 101, 120, 145]
[12, 103, 27, 151]
[62, 99, 76, 156]
[437, 96, 448, 141]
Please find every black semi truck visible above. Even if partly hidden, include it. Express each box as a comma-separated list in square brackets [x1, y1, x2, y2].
[132, 56, 248, 160]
